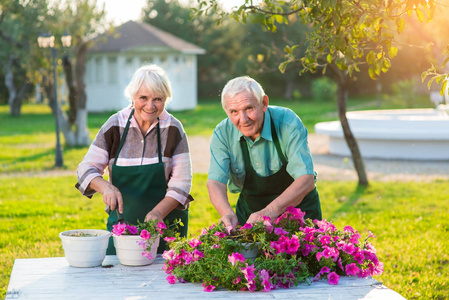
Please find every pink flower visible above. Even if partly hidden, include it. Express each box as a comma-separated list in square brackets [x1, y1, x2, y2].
[319, 235, 331, 245]
[142, 251, 154, 260]
[192, 249, 204, 261]
[214, 232, 226, 238]
[164, 237, 176, 243]
[274, 227, 289, 236]
[211, 244, 221, 249]
[240, 264, 256, 283]
[349, 232, 361, 244]
[259, 269, 273, 291]
[156, 222, 166, 234]
[232, 277, 241, 284]
[228, 252, 245, 266]
[126, 224, 138, 235]
[189, 238, 202, 248]
[240, 223, 253, 230]
[320, 266, 330, 275]
[343, 225, 355, 233]
[327, 272, 340, 285]
[167, 274, 177, 284]
[345, 263, 360, 276]
[140, 229, 151, 240]
[162, 249, 175, 261]
[203, 283, 216, 292]
[111, 222, 126, 236]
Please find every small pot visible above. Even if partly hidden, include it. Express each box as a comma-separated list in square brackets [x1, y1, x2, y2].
[59, 229, 110, 268]
[239, 242, 260, 260]
[113, 235, 160, 266]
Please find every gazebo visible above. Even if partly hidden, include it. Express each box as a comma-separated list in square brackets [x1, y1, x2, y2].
[85, 21, 205, 112]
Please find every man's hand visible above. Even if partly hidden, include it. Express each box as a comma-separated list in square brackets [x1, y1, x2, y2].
[219, 213, 238, 230]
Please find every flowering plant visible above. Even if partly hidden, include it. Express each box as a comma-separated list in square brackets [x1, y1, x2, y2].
[112, 219, 181, 260]
[162, 206, 383, 292]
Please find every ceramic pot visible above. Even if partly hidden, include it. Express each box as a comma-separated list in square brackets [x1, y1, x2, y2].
[59, 229, 111, 268]
[113, 235, 160, 266]
[239, 242, 260, 260]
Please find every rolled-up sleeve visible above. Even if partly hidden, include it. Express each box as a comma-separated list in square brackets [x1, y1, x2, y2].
[166, 132, 193, 208]
[76, 139, 109, 198]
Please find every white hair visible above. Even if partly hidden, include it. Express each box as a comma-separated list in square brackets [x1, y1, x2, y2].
[221, 76, 266, 110]
[124, 64, 172, 104]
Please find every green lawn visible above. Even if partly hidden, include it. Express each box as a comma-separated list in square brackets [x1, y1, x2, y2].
[1, 176, 448, 299]
[1, 96, 445, 299]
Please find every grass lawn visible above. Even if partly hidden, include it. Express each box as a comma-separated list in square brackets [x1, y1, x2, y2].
[1, 176, 448, 299]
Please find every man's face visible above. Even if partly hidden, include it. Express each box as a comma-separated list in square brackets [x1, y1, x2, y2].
[224, 91, 268, 141]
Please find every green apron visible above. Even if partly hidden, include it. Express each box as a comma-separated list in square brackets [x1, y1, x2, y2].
[236, 109, 322, 225]
[106, 109, 188, 254]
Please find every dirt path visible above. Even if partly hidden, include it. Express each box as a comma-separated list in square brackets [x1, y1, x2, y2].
[189, 134, 449, 182]
[3, 134, 448, 181]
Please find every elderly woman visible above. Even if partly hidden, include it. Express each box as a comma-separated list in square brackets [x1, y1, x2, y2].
[76, 64, 193, 254]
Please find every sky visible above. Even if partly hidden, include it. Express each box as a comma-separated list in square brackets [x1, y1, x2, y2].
[97, 0, 246, 25]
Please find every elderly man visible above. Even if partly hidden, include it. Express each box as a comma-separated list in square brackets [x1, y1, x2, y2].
[207, 76, 321, 229]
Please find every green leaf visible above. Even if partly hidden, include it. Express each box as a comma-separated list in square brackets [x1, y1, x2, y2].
[366, 51, 375, 64]
[388, 46, 398, 59]
[368, 66, 376, 80]
[275, 14, 284, 24]
[279, 61, 289, 74]
[442, 56, 449, 68]
[396, 18, 405, 34]
[440, 79, 448, 96]
[415, 7, 424, 22]
[436, 75, 445, 84]
[427, 76, 435, 89]
[327, 53, 332, 63]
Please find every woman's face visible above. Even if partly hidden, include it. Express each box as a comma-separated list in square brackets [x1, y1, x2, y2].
[132, 84, 166, 133]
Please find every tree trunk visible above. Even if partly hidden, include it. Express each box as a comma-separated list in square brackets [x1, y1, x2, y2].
[336, 80, 369, 186]
[74, 40, 90, 146]
[63, 55, 78, 124]
[329, 65, 369, 186]
[6, 55, 18, 116]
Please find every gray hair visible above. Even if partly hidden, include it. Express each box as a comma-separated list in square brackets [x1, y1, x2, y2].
[221, 76, 266, 110]
[124, 64, 172, 104]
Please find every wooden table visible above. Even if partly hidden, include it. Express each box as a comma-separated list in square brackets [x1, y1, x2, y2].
[6, 256, 405, 300]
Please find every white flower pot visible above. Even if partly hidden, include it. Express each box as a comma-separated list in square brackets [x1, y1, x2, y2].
[239, 242, 260, 260]
[113, 235, 160, 266]
[59, 229, 110, 268]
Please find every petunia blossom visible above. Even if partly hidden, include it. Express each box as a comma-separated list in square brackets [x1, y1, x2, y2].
[203, 284, 216, 292]
[126, 224, 139, 235]
[167, 274, 177, 284]
[189, 238, 202, 248]
[111, 222, 126, 236]
[140, 229, 151, 240]
[228, 252, 246, 266]
[327, 272, 340, 285]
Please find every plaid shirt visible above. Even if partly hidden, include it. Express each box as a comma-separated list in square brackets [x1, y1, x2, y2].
[76, 106, 193, 208]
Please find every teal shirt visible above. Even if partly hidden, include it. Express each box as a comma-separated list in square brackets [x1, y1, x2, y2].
[208, 105, 315, 194]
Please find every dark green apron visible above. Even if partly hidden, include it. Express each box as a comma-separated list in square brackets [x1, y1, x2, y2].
[106, 109, 188, 254]
[236, 109, 322, 225]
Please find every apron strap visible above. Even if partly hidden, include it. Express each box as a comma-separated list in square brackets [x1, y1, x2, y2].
[268, 108, 288, 165]
[114, 109, 163, 165]
[114, 108, 135, 165]
[156, 118, 162, 163]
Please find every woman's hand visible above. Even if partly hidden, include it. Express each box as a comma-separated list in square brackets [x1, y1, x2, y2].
[102, 184, 123, 213]
[145, 210, 163, 222]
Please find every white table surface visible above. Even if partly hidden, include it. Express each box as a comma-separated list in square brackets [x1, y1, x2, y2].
[6, 255, 405, 300]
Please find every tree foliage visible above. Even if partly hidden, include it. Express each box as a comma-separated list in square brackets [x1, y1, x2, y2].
[193, 0, 444, 91]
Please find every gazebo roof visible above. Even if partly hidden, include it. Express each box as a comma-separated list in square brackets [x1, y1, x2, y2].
[89, 21, 205, 55]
